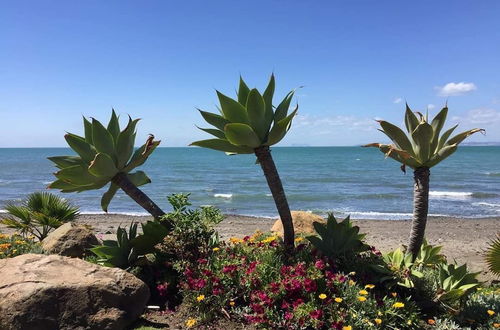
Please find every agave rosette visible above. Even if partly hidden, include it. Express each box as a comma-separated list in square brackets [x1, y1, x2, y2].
[47, 110, 160, 211]
[365, 104, 484, 169]
[191, 74, 298, 153]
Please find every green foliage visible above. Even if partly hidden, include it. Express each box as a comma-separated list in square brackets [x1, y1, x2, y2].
[0, 232, 42, 258]
[458, 286, 500, 327]
[158, 193, 224, 269]
[415, 239, 447, 266]
[436, 263, 481, 305]
[191, 74, 298, 153]
[364, 104, 484, 169]
[47, 110, 160, 212]
[91, 221, 168, 269]
[0, 192, 79, 240]
[306, 213, 370, 259]
[485, 234, 500, 277]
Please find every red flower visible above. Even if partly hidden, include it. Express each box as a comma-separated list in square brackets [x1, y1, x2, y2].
[250, 303, 265, 314]
[292, 298, 304, 308]
[246, 261, 258, 274]
[310, 309, 323, 319]
[303, 278, 317, 292]
[222, 265, 238, 274]
[285, 311, 294, 320]
[314, 260, 326, 270]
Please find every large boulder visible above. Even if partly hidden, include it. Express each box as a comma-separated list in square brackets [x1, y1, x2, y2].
[0, 254, 149, 330]
[41, 222, 99, 257]
[271, 211, 325, 237]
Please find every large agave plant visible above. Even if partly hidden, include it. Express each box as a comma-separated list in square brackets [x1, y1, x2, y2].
[191, 74, 298, 249]
[365, 104, 484, 258]
[485, 234, 500, 277]
[48, 110, 165, 218]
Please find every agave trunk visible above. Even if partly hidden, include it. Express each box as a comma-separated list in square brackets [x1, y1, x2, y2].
[254, 146, 294, 250]
[408, 167, 430, 258]
[112, 172, 165, 219]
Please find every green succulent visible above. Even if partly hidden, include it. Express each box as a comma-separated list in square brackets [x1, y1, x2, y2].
[191, 74, 298, 153]
[91, 221, 169, 269]
[436, 263, 481, 304]
[365, 104, 484, 170]
[48, 110, 160, 212]
[485, 234, 500, 277]
[306, 213, 370, 259]
[414, 239, 447, 266]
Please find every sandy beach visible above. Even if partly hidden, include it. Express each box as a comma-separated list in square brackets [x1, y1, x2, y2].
[1, 213, 498, 280]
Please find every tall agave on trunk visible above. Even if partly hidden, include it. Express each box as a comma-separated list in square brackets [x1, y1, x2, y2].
[48, 110, 165, 219]
[364, 104, 484, 258]
[191, 74, 298, 250]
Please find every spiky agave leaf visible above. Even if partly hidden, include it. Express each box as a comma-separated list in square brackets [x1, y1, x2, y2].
[48, 111, 160, 212]
[365, 104, 484, 169]
[191, 74, 298, 153]
[485, 234, 500, 277]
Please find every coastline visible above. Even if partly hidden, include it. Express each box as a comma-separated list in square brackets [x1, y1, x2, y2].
[1, 213, 498, 280]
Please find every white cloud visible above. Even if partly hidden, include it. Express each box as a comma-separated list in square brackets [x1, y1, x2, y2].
[393, 97, 402, 104]
[455, 108, 500, 125]
[294, 114, 376, 132]
[427, 104, 435, 110]
[436, 82, 477, 96]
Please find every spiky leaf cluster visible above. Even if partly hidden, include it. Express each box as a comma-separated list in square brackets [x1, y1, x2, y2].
[365, 105, 484, 169]
[485, 234, 500, 277]
[306, 213, 370, 259]
[48, 110, 160, 211]
[191, 74, 298, 154]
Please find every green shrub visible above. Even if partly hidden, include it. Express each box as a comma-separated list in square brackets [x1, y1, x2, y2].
[1, 192, 79, 240]
[457, 286, 500, 328]
[0, 232, 42, 258]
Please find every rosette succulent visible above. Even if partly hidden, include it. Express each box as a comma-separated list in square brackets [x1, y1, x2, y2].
[365, 104, 484, 257]
[191, 74, 298, 249]
[47, 110, 165, 218]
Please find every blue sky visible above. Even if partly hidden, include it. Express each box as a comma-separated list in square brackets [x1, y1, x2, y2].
[1, 1, 499, 147]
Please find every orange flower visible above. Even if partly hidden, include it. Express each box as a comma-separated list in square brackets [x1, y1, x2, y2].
[427, 319, 436, 325]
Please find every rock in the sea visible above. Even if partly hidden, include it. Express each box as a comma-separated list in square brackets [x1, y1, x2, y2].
[41, 222, 99, 257]
[0, 254, 149, 330]
[271, 211, 325, 237]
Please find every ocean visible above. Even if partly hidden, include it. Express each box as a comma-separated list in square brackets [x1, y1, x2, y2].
[0, 147, 499, 220]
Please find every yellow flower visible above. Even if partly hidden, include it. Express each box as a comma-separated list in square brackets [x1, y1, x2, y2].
[0, 243, 11, 250]
[348, 279, 356, 286]
[229, 237, 243, 244]
[359, 289, 368, 295]
[294, 237, 304, 242]
[15, 240, 25, 245]
[196, 295, 205, 302]
[374, 318, 382, 325]
[365, 284, 375, 289]
[488, 310, 496, 316]
[0, 234, 8, 239]
[229, 300, 235, 306]
[377, 311, 383, 316]
[185, 318, 197, 327]
[342, 326, 352, 330]
[334, 297, 343, 303]
[318, 293, 327, 300]
[261, 236, 277, 243]
[391, 292, 397, 297]
[407, 320, 412, 325]
[348, 271, 356, 276]
[358, 296, 367, 302]
[392, 302, 405, 308]
[212, 247, 220, 251]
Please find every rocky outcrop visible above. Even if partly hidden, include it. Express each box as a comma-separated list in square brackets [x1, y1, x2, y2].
[271, 211, 325, 237]
[41, 222, 99, 257]
[0, 254, 149, 330]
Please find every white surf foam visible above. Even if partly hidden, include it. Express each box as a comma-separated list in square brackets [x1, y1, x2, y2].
[473, 202, 500, 208]
[214, 193, 233, 199]
[429, 191, 473, 199]
[80, 211, 150, 216]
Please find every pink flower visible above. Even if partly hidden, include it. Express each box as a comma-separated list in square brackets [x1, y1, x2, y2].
[315, 260, 326, 270]
[246, 261, 258, 274]
[285, 312, 294, 320]
[250, 303, 265, 314]
[303, 278, 317, 293]
[156, 283, 168, 297]
[309, 309, 323, 319]
[222, 265, 238, 274]
[292, 298, 304, 308]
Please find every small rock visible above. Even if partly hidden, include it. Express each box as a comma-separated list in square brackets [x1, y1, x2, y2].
[271, 211, 326, 237]
[42, 222, 99, 258]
